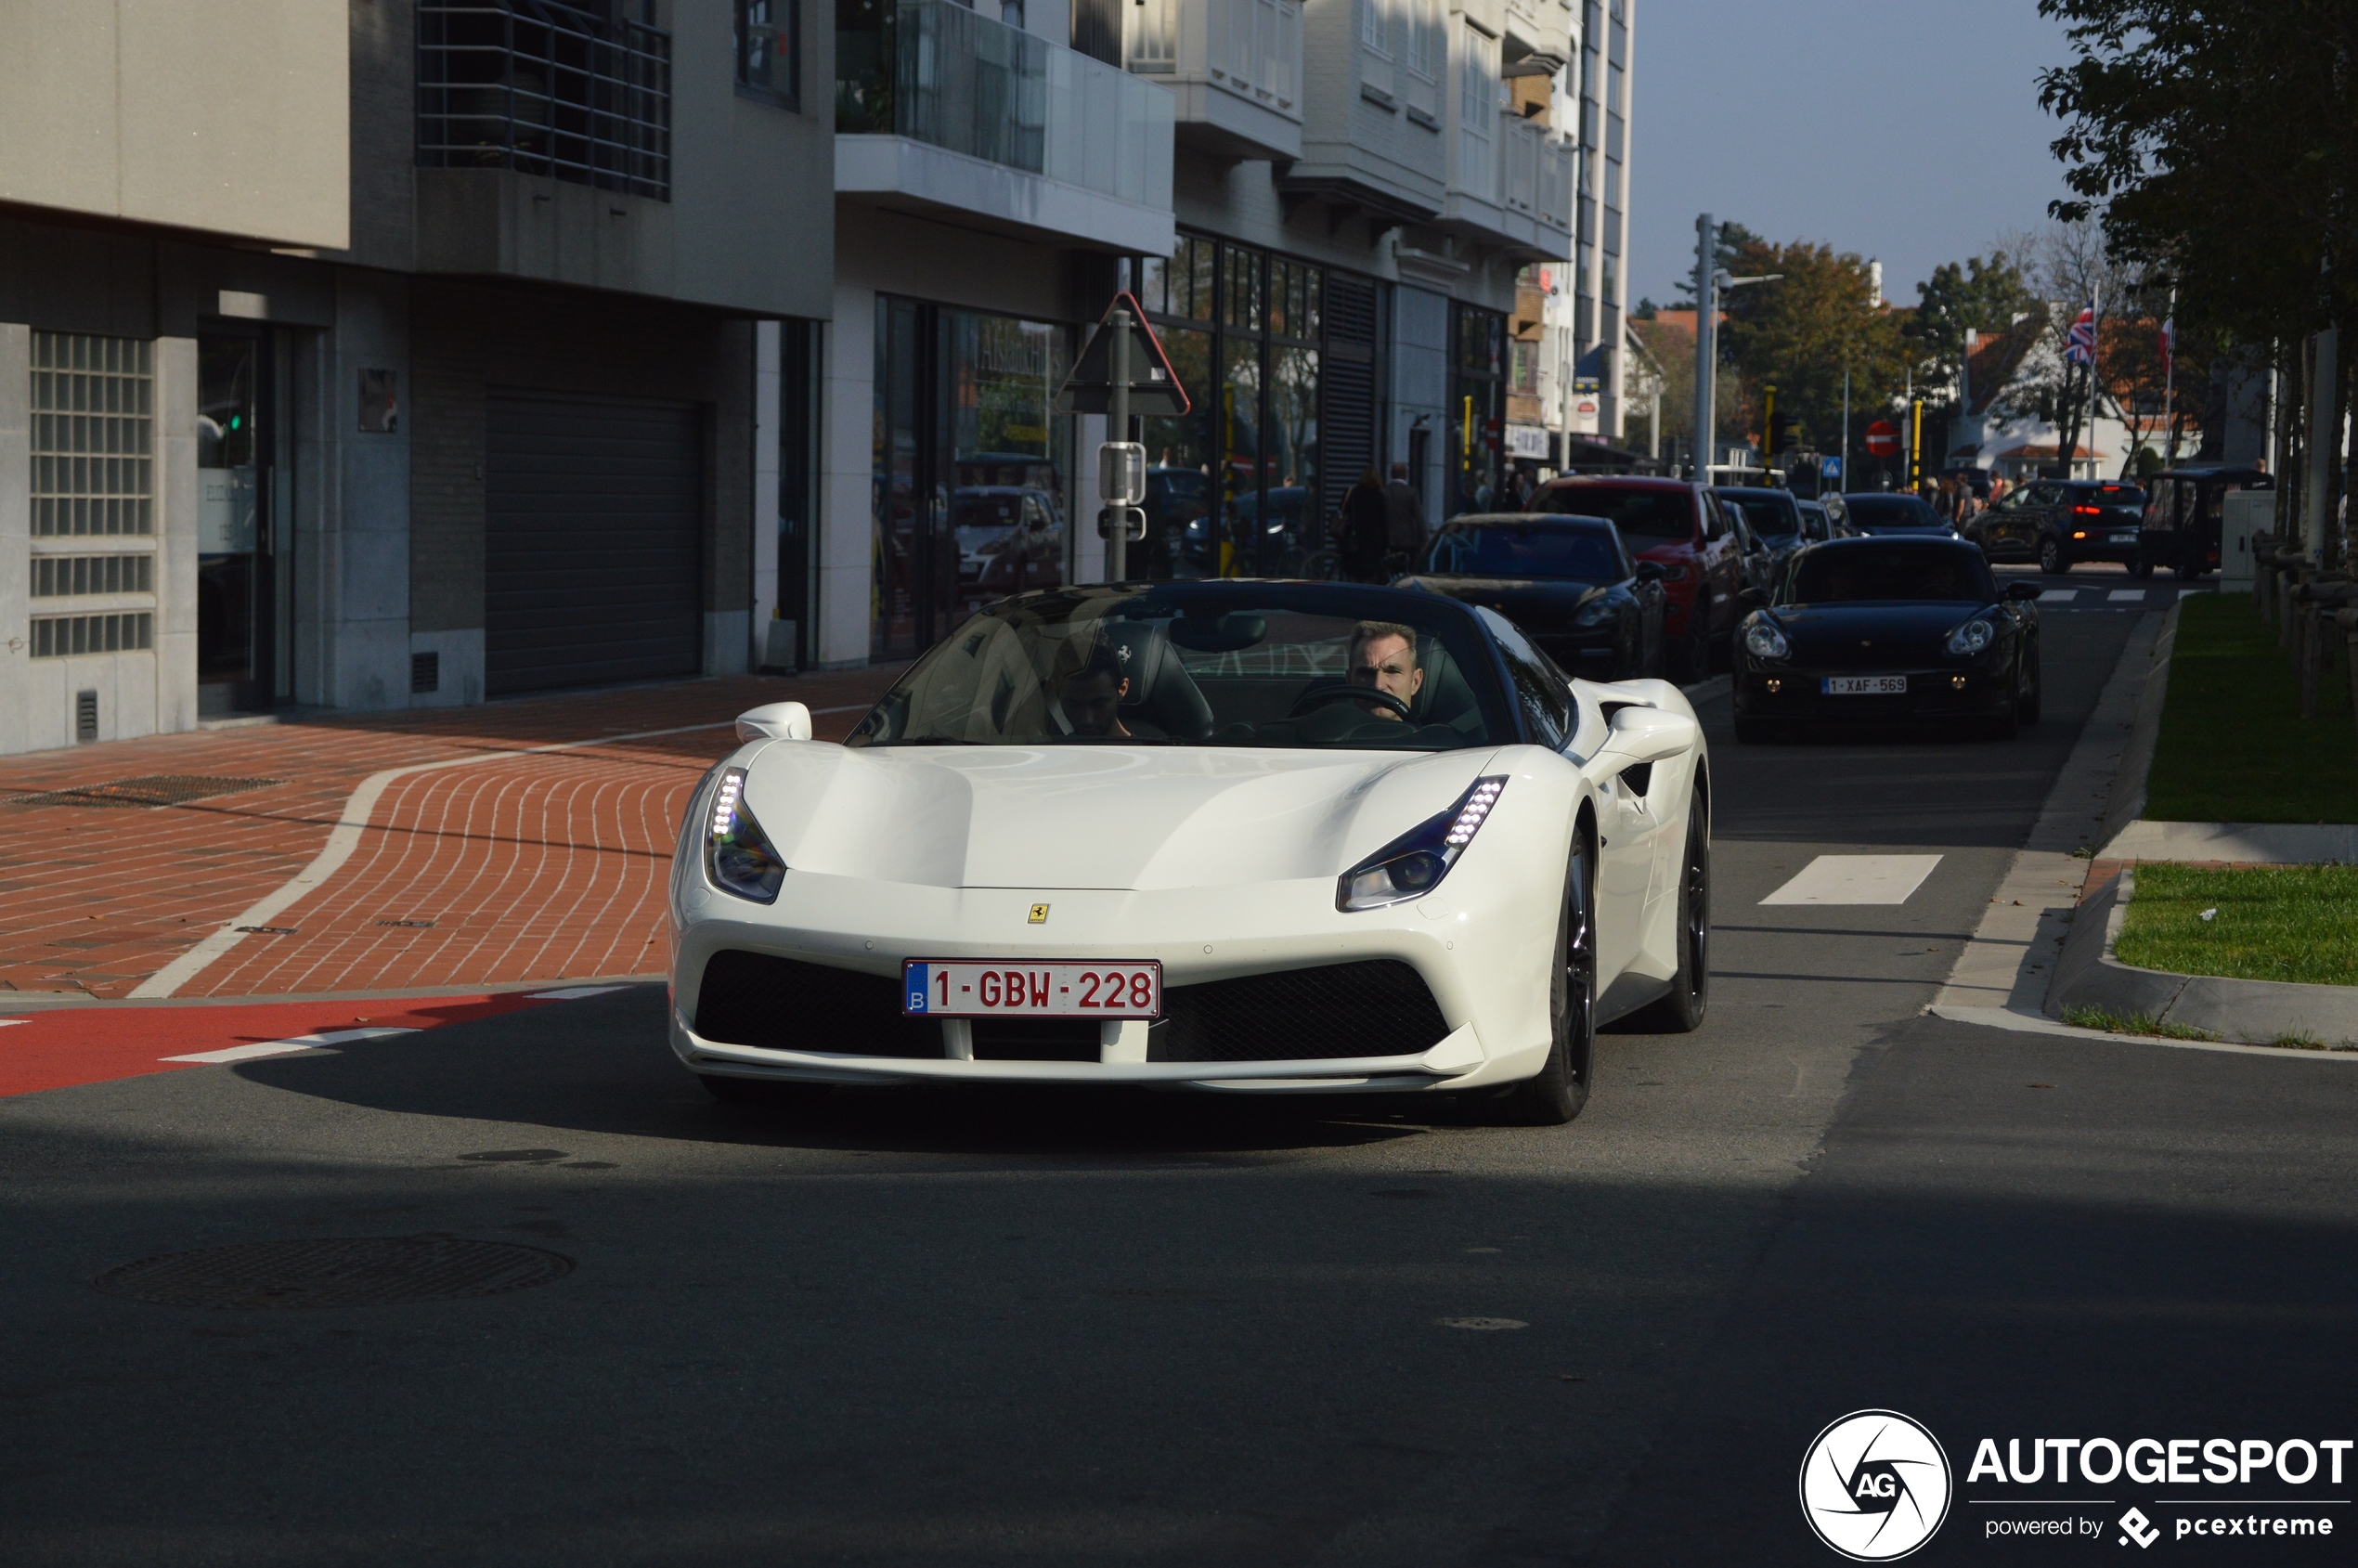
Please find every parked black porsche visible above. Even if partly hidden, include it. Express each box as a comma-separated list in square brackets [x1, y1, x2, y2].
[1732, 536, 2042, 743]
[1397, 513, 1666, 680]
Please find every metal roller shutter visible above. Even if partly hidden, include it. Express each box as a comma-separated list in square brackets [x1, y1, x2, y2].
[1321, 272, 1380, 524]
[485, 391, 702, 697]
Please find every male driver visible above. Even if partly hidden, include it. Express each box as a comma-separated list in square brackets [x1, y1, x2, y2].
[1054, 635, 1134, 738]
[1346, 620, 1424, 721]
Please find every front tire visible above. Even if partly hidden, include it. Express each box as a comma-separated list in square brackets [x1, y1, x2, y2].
[1630, 789, 1710, 1032]
[2016, 643, 2042, 726]
[2127, 554, 2155, 579]
[1487, 834, 1597, 1126]
[2174, 552, 2206, 580]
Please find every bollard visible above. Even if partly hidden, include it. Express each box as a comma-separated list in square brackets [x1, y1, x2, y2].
[2255, 536, 2279, 620]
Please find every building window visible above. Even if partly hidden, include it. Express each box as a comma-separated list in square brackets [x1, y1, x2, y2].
[32, 554, 153, 597]
[736, 0, 798, 108]
[1458, 21, 1497, 197]
[32, 612, 152, 658]
[1362, 0, 1391, 55]
[417, 0, 673, 201]
[32, 333, 152, 539]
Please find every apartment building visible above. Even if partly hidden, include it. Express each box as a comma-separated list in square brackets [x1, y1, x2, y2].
[1565, 0, 1632, 443]
[0, 0, 832, 753]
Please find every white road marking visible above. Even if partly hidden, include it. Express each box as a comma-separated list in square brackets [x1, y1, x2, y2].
[2107, 590, 2147, 603]
[1435, 1317, 1527, 1330]
[162, 1027, 420, 1064]
[129, 719, 738, 1001]
[527, 985, 628, 1001]
[0, 1019, 26, 1028]
[2038, 589, 2079, 603]
[1759, 854, 1943, 906]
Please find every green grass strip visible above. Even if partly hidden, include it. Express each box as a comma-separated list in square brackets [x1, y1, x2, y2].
[2059, 1003, 2218, 1041]
[2115, 862, 2358, 986]
[2143, 594, 2358, 823]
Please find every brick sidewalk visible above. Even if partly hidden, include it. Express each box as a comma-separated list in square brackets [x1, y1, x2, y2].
[0, 668, 900, 1000]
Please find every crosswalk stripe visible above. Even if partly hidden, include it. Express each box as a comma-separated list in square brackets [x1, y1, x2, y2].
[1759, 854, 1943, 906]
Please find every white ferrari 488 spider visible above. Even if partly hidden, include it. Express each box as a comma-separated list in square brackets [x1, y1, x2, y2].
[667, 581, 1710, 1124]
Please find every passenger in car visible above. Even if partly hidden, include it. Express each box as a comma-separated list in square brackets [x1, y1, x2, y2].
[1052, 636, 1134, 739]
[1347, 620, 1425, 721]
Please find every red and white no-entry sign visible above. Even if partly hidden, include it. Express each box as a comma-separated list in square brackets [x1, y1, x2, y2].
[1863, 419, 1899, 457]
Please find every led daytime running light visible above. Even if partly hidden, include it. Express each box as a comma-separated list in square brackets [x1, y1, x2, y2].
[1338, 775, 1509, 912]
[704, 766, 786, 903]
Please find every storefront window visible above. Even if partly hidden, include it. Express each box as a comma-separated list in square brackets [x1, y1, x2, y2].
[1134, 237, 1367, 581]
[1450, 303, 1507, 517]
[874, 296, 1070, 660]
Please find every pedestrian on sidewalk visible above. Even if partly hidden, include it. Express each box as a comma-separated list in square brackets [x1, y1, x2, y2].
[1382, 462, 1425, 577]
[1340, 466, 1391, 583]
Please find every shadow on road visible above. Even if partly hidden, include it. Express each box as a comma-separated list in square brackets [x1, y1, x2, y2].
[231, 986, 1433, 1160]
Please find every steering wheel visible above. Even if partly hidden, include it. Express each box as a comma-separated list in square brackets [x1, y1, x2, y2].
[1288, 683, 1413, 721]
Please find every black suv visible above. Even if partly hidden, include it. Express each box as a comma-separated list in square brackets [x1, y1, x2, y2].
[1970, 479, 2145, 573]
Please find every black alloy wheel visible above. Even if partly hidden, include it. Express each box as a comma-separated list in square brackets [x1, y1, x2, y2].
[1487, 833, 1596, 1125]
[1631, 788, 1710, 1031]
[2126, 554, 2155, 579]
[2017, 640, 2043, 725]
[2174, 551, 2207, 581]
[2039, 534, 2069, 575]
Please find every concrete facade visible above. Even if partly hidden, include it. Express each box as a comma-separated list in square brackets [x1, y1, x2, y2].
[0, 0, 834, 755]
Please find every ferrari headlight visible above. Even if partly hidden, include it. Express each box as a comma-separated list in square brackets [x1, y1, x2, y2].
[705, 767, 785, 903]
[1338, 776, 1508, 912]
[1945, 617, 1996, 656]
[1743, 618, 1791, 660]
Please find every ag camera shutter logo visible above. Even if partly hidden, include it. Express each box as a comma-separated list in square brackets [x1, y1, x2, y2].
[1799, 1409, 1953, 1561]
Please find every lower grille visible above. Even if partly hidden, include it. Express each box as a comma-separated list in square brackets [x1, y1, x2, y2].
[1148, 960, 1451, 1063]
[693, 950, 941, 1058]
[970, 1017, 1101, 1062]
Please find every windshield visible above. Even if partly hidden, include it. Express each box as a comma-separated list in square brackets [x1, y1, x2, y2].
[2074, 485, 2146, 509]
[1533, 485, 1693, 540]
[1717, 490, 1804, 539]
[1794, 504, 1832, 541]
[847, 586, 1511, 751]
[952, 493, 1026, 529]
[1843, 494, 1944, 530]
[1423, 521, 1626, 582]
[1786, 545, 1998, 603]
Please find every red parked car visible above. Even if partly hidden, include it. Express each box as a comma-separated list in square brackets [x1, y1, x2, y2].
[1526, 474, 1743, 681]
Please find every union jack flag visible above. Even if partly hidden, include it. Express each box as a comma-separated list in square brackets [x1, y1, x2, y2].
[2066, 306, 2097, 367]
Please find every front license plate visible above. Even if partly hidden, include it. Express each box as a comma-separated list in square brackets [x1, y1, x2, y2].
[903, 960, 1161, 1018]
[1822, 676, 1908, 695]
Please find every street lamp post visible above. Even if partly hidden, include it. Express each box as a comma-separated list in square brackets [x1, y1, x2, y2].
[1688, 213, 1781, 486]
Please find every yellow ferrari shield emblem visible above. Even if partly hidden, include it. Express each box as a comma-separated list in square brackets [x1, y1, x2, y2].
[1028, 903, 1050, 925]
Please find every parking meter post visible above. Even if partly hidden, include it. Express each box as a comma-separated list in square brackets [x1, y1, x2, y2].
[1109, 306, 1131, 581]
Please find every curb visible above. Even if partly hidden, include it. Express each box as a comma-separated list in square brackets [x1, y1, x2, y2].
[2045, 865, 2358, 1047]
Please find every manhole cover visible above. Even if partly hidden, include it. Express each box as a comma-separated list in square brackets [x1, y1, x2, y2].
[91, 1237, 574, 1308]
[7, 775, 282, 810]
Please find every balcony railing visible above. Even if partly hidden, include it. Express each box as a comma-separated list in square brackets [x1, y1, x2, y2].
[418, 0, 671, 201]
[840, 1, 1170, 209]
[1447, 110, 1573, 252]
[1126, 0, 1301, 159]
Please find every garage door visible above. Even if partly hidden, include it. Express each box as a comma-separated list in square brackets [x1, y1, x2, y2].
[485, 391, 702, 697]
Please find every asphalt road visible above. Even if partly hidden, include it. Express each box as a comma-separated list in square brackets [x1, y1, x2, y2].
[6, 580, 2353, 1566]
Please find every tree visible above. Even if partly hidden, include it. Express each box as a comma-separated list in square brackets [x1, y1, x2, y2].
[2040, 0, 2358, 533]
[1909, 253, 2041, 380]
[1717, 238, 1915, 468]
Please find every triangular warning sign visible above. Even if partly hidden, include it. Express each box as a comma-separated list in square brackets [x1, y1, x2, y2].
[1056, 292, 1192, 418]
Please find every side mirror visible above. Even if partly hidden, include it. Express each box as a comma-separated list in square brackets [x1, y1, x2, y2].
[1740, 586, 1770, 608]
[1598, 706, 1700, 766]
[1633, 560, 1665, 582]
[2004, 580, 2042, 602]
[736, 700, 814, 742]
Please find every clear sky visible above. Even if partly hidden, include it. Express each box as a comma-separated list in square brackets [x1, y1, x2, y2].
[1626, 0, 2078, 309]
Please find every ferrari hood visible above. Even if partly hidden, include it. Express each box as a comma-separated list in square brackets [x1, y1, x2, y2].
[1768, 601, 1995, 666]
[735, 743, 1500, 891]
